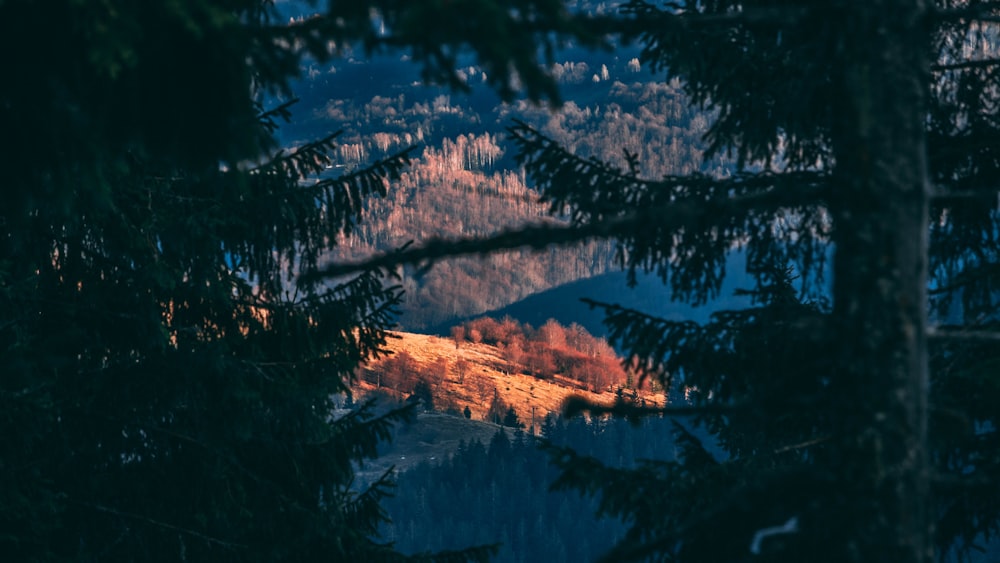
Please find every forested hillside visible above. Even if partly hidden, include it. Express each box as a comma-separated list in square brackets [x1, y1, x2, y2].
[323, 133, 618, 328]
[300, 62, 735, 328]
[382, 414, 686, 563]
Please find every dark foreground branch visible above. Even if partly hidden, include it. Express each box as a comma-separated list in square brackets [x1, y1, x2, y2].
[74, 500, 247, 550]
[928, 326, 1000, 341]
[305, 180, 825, 281]
[305, 218, 623, 281]
[931, 58, 1000, 72]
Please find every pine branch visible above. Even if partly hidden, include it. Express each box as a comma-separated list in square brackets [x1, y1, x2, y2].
[305, 145, 418, 219]
[579, 297, 699, 387]
[256, 98, 298, 134]
[508, 119, 829, 224]
[304, 220, 615, 280]
[74, 500, 246, 550]
[304, 169, 826, 281]
[928, 262, 1000, 295]
[928, 326, 1000, 341]
[342, 467, 397, 535]
[235, 145, 417, 281]
[253, 131, 343, 178]
[773, 435, 832, 454]
[671, 419, 719, 469]
[930, 187, 1000, 201]
[932, 58, 1000, 72]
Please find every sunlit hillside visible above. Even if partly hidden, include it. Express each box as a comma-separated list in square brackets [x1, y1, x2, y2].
[355, 329, 664, 425]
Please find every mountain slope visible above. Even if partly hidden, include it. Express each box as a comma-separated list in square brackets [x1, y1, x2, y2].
[350, 330, 663, 479]
[356, 331, 662, 421]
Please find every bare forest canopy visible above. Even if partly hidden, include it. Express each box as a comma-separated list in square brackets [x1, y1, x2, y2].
[282, 33, 736, 328]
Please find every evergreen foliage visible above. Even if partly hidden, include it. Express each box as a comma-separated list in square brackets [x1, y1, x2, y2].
[0, 82, 419, 560]
[0, 1, 613, 560]
[410, 380, 436, 412]
[508, 2, 1000, 562]
[486, 393, 511, 426]
[384, 415, 680, 563]
[549, 269, 832, 562]
[320, 1, 1000, 561]
[502, 407, 525, 429]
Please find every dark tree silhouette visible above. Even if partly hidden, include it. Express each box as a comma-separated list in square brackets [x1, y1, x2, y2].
[0, 1, 615, 560]
[502, 406, 525, 429]
[410, 380, 436, 412]
[531, 2, 1000, 562]
[486, 393, 510, 425]
[314, 1, 1000, 562]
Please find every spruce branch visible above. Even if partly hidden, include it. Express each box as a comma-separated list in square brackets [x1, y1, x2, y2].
[304, 167, 827, 281]
[928, 326, 1000, 341]
[74, 500, 247, 550]
[773, 435, 832, 454]
[932, 58, 1000, 72]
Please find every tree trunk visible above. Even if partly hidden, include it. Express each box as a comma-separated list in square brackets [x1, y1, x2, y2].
[827, 1, 932, 561]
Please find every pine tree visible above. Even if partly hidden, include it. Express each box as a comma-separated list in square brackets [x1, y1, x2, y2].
[411, 380, 436, 412]
[0, 1, 612, 560]
[0, 72, 418, 563]
[314, 1, 1000, 561]
[515, 2, 1000, 562]
[502, 406, 525, 430]
[548, 267, 832, 561]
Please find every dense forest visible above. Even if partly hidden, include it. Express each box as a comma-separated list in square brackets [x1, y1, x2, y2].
[383, 414, 687, 563]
